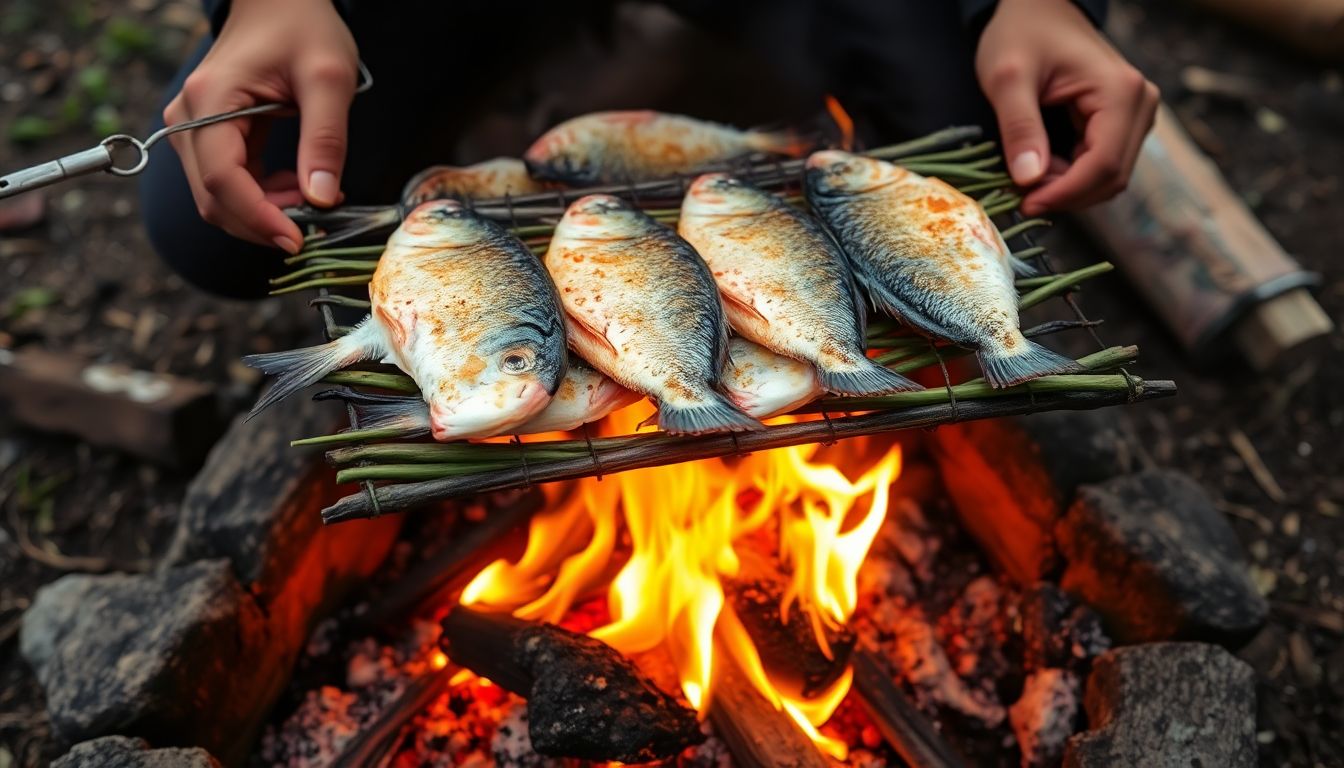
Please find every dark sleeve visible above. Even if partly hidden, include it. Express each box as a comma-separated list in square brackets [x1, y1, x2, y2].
[201, 0, 354, 36]
[957, 0, 1108, 30]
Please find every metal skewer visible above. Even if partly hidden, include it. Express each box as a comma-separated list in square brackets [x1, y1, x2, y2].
[0, 61, 373, 200]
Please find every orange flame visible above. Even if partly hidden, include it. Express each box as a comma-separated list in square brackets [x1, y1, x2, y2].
[825, 95, 856, 151]
[461, 403, 900, 755]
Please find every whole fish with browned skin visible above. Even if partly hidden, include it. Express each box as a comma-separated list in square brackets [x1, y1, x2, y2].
[544, 194, 762, 435]
[338, 360, 641, 437]
[243, 200, 567, 439]
[679, 173, 922, 396]
[721, 337, 823, 418]
[401, 158, 551, 207]
[804, 151, 1083, 388]
[523, 110, 803, 185]
[340, 339, 813, 435]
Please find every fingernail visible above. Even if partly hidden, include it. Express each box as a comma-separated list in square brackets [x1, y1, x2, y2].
[1010, 151, 1043, 183]
[273, 235, 299, 254]
[308, 170, 339, 206]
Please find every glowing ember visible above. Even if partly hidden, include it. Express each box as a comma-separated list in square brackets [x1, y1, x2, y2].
[461, 405, 901, 756]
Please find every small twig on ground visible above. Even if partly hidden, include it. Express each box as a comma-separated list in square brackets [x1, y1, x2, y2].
[1227, 428, 1288, 503]
[5, 506, 150, 574]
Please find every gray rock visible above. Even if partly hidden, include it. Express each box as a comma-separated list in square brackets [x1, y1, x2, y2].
[19, 560, 277, 765]
[1064, 643, 1256, 768]
[1056, 470, 1267, 642]
[162, 395, 338, 591]
[932, 409, 1131, 584]
[52, 736, 220, 768]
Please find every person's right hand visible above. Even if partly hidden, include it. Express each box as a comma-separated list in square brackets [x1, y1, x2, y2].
[164, 0, 358, 253]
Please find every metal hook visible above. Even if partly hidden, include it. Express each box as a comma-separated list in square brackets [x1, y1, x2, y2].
[0, 60, 373, 200]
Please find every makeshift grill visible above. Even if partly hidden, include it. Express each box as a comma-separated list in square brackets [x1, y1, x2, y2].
[275, 125, 1176, 524]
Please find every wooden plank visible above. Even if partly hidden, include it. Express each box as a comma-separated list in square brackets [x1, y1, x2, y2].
[0, 346, 218, 466]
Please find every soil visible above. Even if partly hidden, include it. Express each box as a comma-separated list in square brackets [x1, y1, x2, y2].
[0, 1, 1340, 766]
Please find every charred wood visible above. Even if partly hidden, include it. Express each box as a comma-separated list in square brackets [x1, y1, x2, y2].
[438, 605, 703, 763]
[726, 575, 855, 698]
[707, 649, 831, 768]
[852, 650, 969, 768]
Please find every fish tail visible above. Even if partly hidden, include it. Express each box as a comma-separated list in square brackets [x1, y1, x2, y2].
[977, 336, 1086, 389]
[817, 357, 925, 396]
[658, 392, 765, 435]
[351, 398, 431, 434]
[746, 127, 814, 159]
[242, 317, 385, 417]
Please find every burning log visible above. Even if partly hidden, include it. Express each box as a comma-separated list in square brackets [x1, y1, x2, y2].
[852, 650, 969, 768]
[707, 649, 831, 768]
[726, 575, 856, 698]
[438, 605, 703, 763]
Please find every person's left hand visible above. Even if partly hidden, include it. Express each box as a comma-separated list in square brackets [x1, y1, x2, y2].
[975, 0, 1160, 215]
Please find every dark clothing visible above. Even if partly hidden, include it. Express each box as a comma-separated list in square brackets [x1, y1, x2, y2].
[142, 0, 1107, 299]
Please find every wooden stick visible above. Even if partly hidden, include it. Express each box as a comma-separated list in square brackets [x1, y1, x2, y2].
[331, 665, 454, 768]
[439, 606, 703, 763]
[708, 649, 831, 768]
[852, 651, 968, 768]
[322, 380, 1175, 522]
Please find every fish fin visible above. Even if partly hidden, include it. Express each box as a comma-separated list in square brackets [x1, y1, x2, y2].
[374, 304, 409, 348]
[351, 399, 432, 434]
[242, 318, 386, 416]
[745, 127, 813, 159]
[657, 392, 764, 435]
[566, 313, 619, 359]
[865, 282, 963, 341]
[817, 358, 925, 396]
[977, 337, 1086, 389]
[720, 289, 769, 326]
[1008, 255, 1039, 277]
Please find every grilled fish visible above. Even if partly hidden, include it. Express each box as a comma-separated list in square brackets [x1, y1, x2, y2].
[679, 173, 922, 396]
[342, 361, 640, 437]
[804, 151, 1083, 388]
[243, 200, 568, 439]
[544, 194, 761, 434]
[523, 110, 803, 185]
[721, 337, 822, 418]
[401, 158, 549, 207]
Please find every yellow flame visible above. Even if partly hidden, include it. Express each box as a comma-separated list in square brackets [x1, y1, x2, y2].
[461, 404, 901, 752]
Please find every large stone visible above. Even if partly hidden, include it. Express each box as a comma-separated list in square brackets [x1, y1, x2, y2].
[52, 736, 220, 768]
[931, 410, 1131, 583]
[1064, 643, 1256, 768]
[20, 560, 274, 766]
[1056, 470, 1267, 642]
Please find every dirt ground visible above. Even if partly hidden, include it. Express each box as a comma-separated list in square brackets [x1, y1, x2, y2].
[0, 1, 1340, 766]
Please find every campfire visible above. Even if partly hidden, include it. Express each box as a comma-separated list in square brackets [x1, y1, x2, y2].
[454, 406, 899, 761]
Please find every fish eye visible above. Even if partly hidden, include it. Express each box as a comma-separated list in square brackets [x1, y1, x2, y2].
[501, 348, 536, 375]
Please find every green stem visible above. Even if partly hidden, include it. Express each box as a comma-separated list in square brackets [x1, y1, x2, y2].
[312, 295, 372, 309]
[998, 218, 1051, 241]
[287, 245, 385, 264]
[900, 164, 1009, 181]
[1009, 245, 1046, 262]
[958, 178, 1016, 194]
[293, 427, 422, 447]
[271, 259, 379, 285]
[1017, 262, 1114, 310]
[898, 141, 997, 164]
[322, 370, 419, 392]
[269, 275, 374, 296]
[865, 127, 986, 161]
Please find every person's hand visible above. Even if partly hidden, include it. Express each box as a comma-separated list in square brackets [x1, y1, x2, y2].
[975, 0, 1159, 215]
[163, 0, 358, 253]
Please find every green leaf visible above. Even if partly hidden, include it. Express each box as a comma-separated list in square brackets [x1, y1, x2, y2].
[90, 104, 121, 136]
[99, 17, 156, 61]
[77, 65, 113, 104]
[8, 115, 57, 145]
[6, 286, 58, 319]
